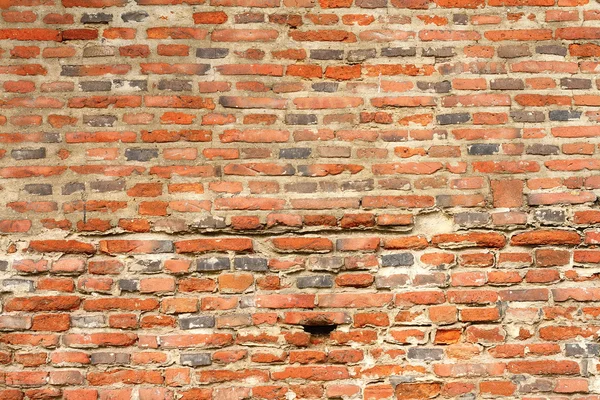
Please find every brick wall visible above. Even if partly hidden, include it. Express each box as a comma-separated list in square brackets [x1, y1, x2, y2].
[1, 0, 600, 398]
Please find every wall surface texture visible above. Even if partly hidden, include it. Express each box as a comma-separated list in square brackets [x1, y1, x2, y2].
[1, 0, 600, 399]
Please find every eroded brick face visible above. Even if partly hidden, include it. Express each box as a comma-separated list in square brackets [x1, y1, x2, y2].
[0, 0, 599, 399]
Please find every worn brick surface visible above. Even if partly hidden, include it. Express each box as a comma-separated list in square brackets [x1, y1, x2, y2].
[0, 0, 600, 398]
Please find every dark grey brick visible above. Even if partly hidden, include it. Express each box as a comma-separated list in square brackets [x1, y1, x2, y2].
[454, 212, 490, 226]
[119, 279, 139, 292]
[417, 80, 451, 93]
[234, 257, 268, 272]
[114, 79, 148, 91]
[565, 343, 585, 357]
[467, 143, 499, 156]
[181, 353, 212, 367]
[62, 182, 85, 195]
[310, 49, 343, 60]
[280, 148, 312, 159]
[536, 45, 567, 56]
[121, 11, 148, 22]
[347, 49, 376, 62]
[125, 148, 158, 161]
[180, 316, 215, 330]
[83, 114, 117, 127]
[307, 256, 343, 272]
[497, 45, 530, 58]
[191, 216, 227, 230]
[491, 78, 524, 90]
[560, 78, 591, 90]
[381, 47, 416, 57]
[422, 47, 455, 58]
[197, 257, 230, 272]
[61, 65, 83, 77]
[196, 48, 229, 59]
[41, 133, 61, 143]
[297, 275, 334, 289]
[567, 343, 600, 357]
[312, 82, 338, 92]
[319, 181, 338, 192]
[80, 81, 111, 92]
[81, 13, 112, 24]
[510, 110, 545, 123]
[91, 353, 129, 365]
[436, 113, 470, 125]
[158, 79, 193, 92]
[587, 343, 600, 356]
[24, 184, 52, 196]
[549, 110, 581, 121]
[520, 379, 553, 394]
[285, 114, 317, 125]
[534, 209, 565, 224]
[407, 348, 444, 360]
[526, 144, 559, 155]
[381, 253, 414, 267]
[341, 179, 374, 192]
[12, 148, 46, 160]
[0, 261, 7, 272]
[143, 242, 173, 254]
[285, 182, 318, 193]
[135, 259, 163, 273]
[453, 14, 468, 24]
[90, 180, 125, 193]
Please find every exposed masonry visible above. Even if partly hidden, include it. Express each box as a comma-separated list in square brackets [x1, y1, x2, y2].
[2, 0, 600, 399]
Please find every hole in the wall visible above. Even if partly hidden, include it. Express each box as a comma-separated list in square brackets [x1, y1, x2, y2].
[301, 324, 338, 335]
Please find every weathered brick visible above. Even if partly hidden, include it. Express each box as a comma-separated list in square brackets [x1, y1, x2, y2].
[310, 49, 344, 60]
[381, 47, 416, 57]
[285, 114, 317, 125]
[297, 276, 334, 288]
[234, 257, 268, 271]
[312, 82, 338, 92]
[81, 13, 112, 24]
[121, 11, 148, 22]
[549, 110, 581, 121]
[381, 253, 414, 267]
[12, 148, 46, 160]
[181, 353, 212, 367]
[436, 113, 470, 125]
[467, 144, 499, 155]
[197, 258, 231, 272]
